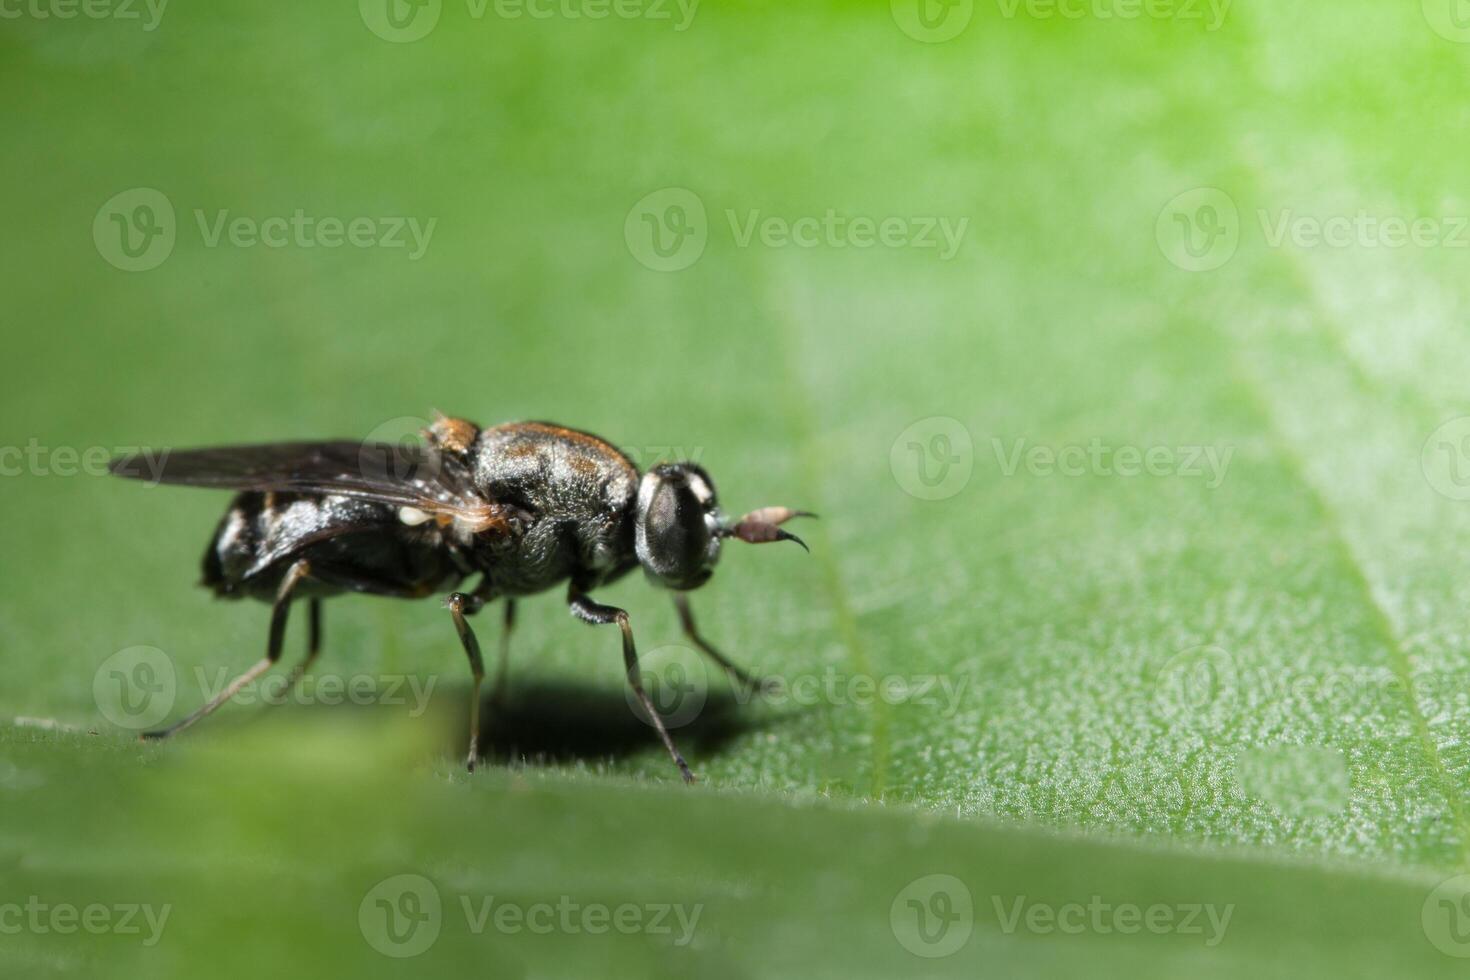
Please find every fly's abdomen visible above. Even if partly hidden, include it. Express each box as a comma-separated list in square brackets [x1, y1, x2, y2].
[201, 492, 268, 596]
[201, 492, 465, 601]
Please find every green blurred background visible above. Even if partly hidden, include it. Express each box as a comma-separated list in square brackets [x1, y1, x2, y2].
[8, 0, 1470, 976]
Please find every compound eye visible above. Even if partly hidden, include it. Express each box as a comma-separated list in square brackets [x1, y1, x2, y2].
[636, 467, 719, 590]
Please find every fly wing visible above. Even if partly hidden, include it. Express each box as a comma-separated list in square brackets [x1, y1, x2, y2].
[110, 440, 511, 533]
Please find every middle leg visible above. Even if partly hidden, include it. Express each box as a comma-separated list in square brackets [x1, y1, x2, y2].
[280, 598, 324, 695]
[446, 591, 487, 773]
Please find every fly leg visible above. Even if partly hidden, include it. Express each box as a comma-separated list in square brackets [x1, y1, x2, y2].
[446, 591, 487, 772]
[142, 559, 311, 741]
[570, 587, 695, 784]
[672, 593, 779, 695]
[279, 599, 323, 695]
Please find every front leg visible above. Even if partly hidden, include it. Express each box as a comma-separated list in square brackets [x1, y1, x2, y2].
[569, 587, 695, 784]
[673, 593, 779, 695]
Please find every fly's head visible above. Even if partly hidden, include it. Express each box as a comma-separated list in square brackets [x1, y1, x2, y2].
[635, 462, 814, 591]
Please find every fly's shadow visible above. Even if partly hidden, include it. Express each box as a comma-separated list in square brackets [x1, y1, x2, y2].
[465, 677, 760, 769]
[216, 663, 786, 774]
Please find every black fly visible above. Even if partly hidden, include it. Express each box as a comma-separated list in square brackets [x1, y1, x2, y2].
[109, 416, 814, 783]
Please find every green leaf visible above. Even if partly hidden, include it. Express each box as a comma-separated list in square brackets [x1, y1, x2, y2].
[4, 0, 1470, 975]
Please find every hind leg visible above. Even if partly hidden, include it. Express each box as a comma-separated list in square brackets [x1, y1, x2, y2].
[142, 559, 310, 741]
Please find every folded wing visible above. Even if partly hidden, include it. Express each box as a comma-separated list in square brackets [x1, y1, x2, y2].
[110, 440, 511, 533]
